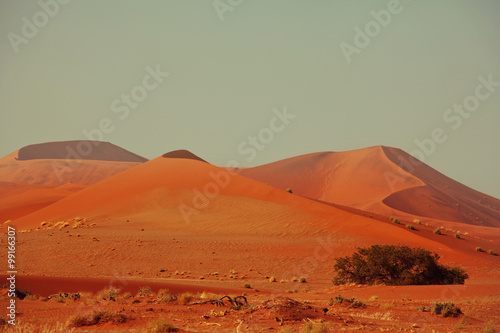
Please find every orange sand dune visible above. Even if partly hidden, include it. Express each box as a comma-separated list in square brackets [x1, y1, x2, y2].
[0, 181, 86, 221]
[10, 151, 499, 282]
[237, 146, 500, 227]
[0, 141, 147, 186]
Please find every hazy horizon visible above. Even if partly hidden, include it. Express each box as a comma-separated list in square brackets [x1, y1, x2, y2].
[1, 0, 499, 198]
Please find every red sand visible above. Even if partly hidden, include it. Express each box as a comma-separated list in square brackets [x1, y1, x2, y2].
[1, 143, 499, 332]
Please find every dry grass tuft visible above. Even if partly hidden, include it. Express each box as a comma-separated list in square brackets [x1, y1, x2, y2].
[177, 292, 194, 305]
[66, 310, 127, 327]
[145, 317, 179, 332]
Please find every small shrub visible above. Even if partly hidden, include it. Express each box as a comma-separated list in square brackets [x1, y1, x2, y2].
[392, 218, 400, 224]
[137, 286, 153, 298]
[434, 228, 441, 235]
[332, 295, 355, 305]
[416, 306, 426, 312]
[369, 295, 378, 301]
[476, 247, 483, 252]
[177, 292, 193, 305]
[146, 317, 179, 332]
[243, 284, 252, 289]
[299, 277, 306, 283]
[348, 300, 366, 308]
[406, 224, 415, 230]
[156, 289, 174, 304]
[159, 268, 166, 272]
[299, 320, 328, 333]
[97, 287, 119, 301]
[380, 302, 394, 310]
[488, 249, 496, 255]
[454, 233, 460, 239]
[483, 321, 496, 333]
[285, 188, 293, 193]
[269, 276, 277, 282]
[291, 277, 299, 282]
[67, 310, 127, 327]
[430, 302, 462, 317]
[413, 219, 421, 225]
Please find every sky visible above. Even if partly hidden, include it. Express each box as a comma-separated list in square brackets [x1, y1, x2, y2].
[0, 0, 499, 198]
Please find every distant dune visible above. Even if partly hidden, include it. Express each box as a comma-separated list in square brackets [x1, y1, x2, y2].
[237, 146, 500, 227]
[162, 149, 208, 163]
[0, 141, 147, 186]
[16, 141, 147, 162]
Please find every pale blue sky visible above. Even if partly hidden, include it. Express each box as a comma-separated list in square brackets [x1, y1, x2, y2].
[1, 0, 499, 198]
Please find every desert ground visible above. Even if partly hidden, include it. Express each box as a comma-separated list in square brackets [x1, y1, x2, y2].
[0, 141, 498, 332]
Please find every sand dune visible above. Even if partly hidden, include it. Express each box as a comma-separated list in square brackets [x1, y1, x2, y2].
[0, 141, 147, 186]
[237, 146, 500, 227]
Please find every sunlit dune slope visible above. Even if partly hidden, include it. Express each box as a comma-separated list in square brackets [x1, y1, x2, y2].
[237, 146, 500, 227]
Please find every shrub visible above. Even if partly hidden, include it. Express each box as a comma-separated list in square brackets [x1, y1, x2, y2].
[146, 317, 179, 332]
[156, 289, 174, 304]
[406, 224, 415, 230]
[413, 219, 421, 225]
[291, 277, 299, 282]
[348, 300, 366, 308]
[476, 247, 483, 252]
[67, 310, 127, 327]
[299, 277, 306, 283]
[434, 228, 441, 235]
[285, 188, 293, 193]
[177, 292, 193, 305]
[430, 302, 462, 317]
[97, 287, 119, 301]
[332, 245, 468, 286]
[483, 321, 496, 333]
[488, 249, 496, 255]
[243, 284, 252, 289]
[454, 233, 460, 239]
[299, 320, 328, 333]
[392, 218, 400, 224]
[137, 286, 154, 298]
[269, 276, 277, 282]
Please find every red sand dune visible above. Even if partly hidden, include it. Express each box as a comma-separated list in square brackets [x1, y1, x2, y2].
[11, 150, 499, 279]
[0, 141, 147, 186]
[236, 146, 500, 228]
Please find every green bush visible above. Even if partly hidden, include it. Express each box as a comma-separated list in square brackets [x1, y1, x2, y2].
[434, 228, 442, 235]
[406, 224, 415, 230]
[454, 233, 460, 239]
[488, 249, 496, 255]
[332, 245, 468, 286]
[476, 247, 483, 252]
